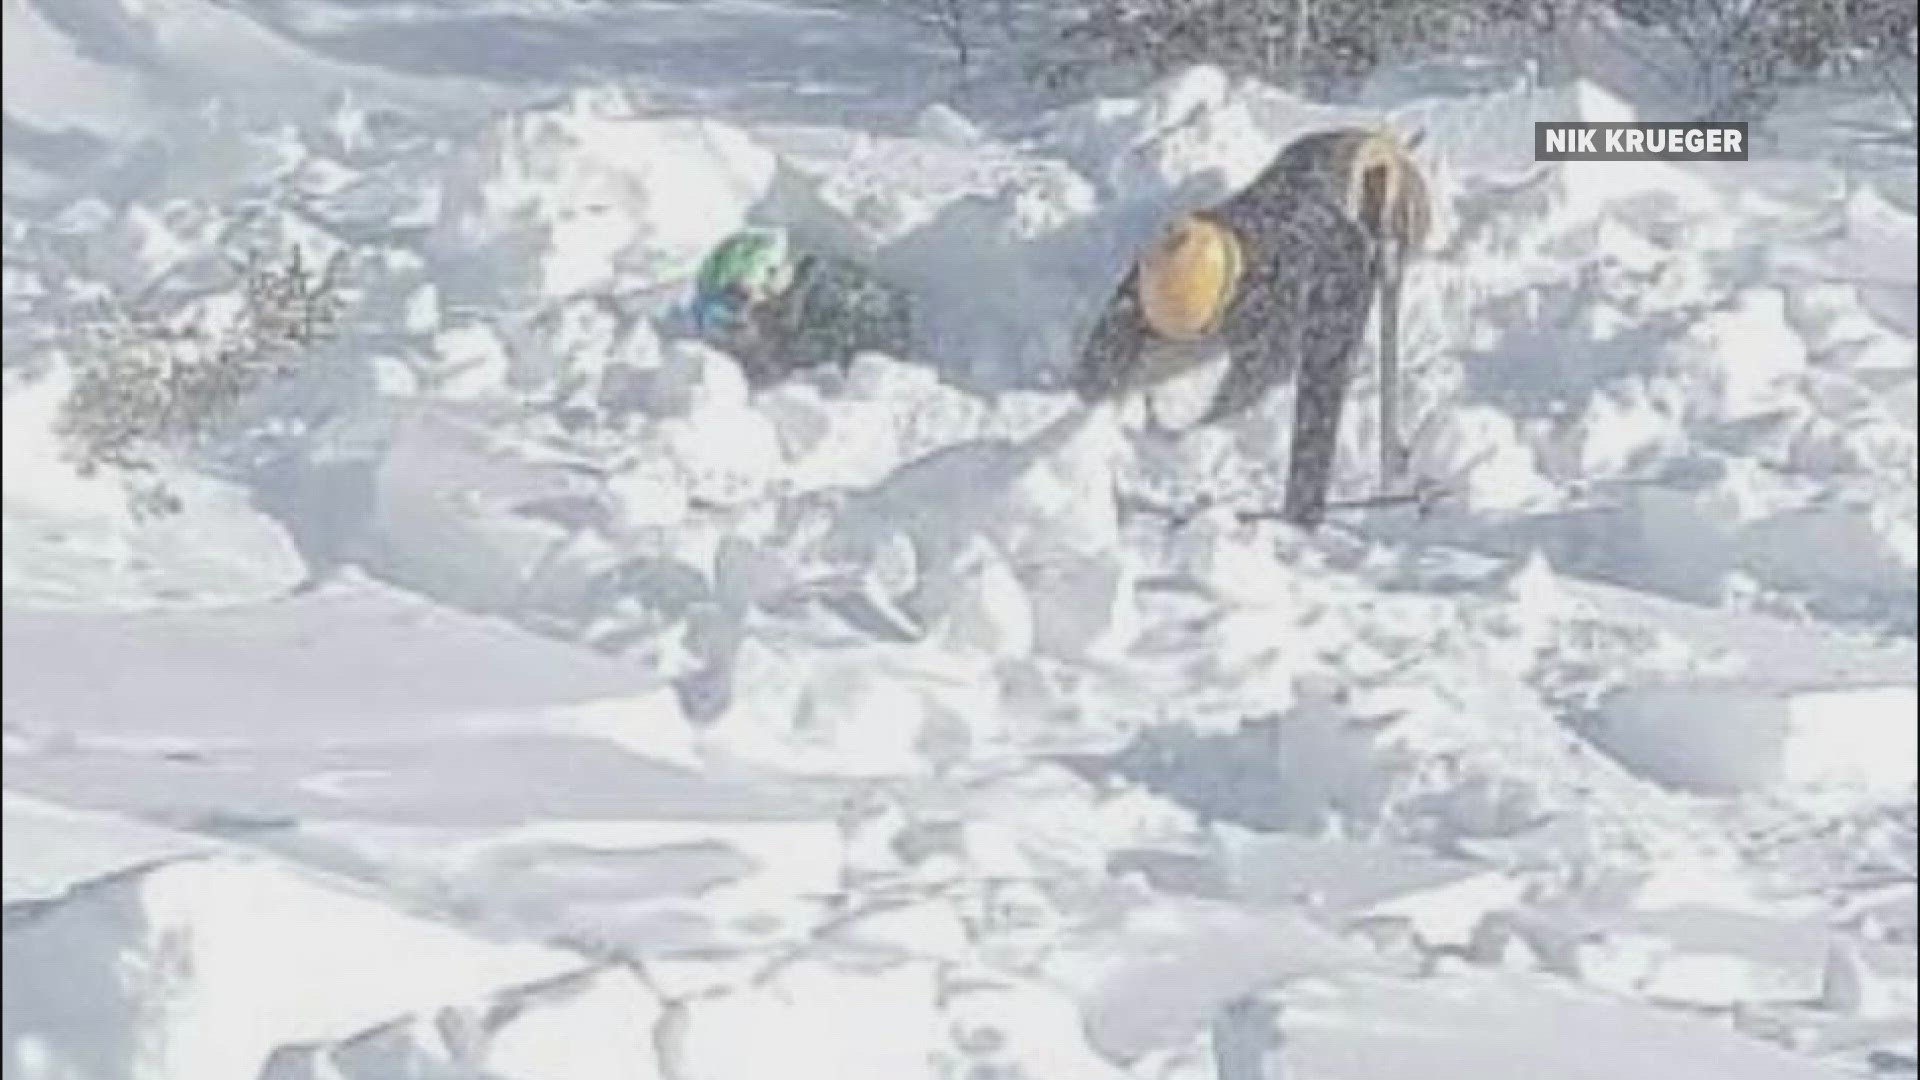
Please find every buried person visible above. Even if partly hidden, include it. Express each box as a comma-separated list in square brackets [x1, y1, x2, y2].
[687, 226, 916, 387]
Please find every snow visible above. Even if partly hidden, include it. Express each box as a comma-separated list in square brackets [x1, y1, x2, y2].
[3, 370, 310, 611]
[4, 1, 1915, 1076]
[431, 111, 776, 309]
[1595, 683, 1919, 807]
[3, 855, 578, 1080]
[1276, 969, 1851, 1080]
[664, 954, 946, 1080]
[263, 964, 666, 1080]
[2, 793, 219, 905]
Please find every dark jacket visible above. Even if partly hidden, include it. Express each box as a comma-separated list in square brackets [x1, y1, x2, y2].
[1073, 128, 1428, 527]
[718, 253, 915, 386]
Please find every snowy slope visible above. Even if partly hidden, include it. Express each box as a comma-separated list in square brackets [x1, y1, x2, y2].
[4, 1, 1916, 1077]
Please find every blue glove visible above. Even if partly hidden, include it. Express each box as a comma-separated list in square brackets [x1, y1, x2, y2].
[691, 290, 749, 335]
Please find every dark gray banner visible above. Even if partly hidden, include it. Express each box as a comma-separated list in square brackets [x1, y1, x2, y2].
[1535, 122, 1749, 161]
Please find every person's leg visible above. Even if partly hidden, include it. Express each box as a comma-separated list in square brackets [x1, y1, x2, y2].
[1281, 269, 1375, 529]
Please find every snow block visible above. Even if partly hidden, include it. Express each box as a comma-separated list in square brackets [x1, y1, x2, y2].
[1281, 967, 1849, 1080]
[433, 112, 774, 307]
[2, 856, 576, 1080]
[1739, 503, 1917, 607]
[364, 406, 604, 614]
[662, 955, 943, 1080]
[1136, 832, 1528, 951]
[263, 964, 666, 1080]
[941, 978, 1127, 1080]
[2, 794, 218, 906]
[1669, 289, 1809, 421]
[1592, 681, 1919, 806]
[3, 370, 308, 610]
[1048, 894, 1383, 1063]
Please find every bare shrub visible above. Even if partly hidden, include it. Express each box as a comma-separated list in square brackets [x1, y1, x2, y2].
[55, 250, 345, 513]
[1039, 0, 1913, 125]
[1038, 0, 1558, 95]
[873, 0, 1025, 72]
[1608, 0, 1917, 119]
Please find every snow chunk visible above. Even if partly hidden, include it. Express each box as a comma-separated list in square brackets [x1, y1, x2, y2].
[1820, 939, 1905, 1019]
[1576, 908, 1850, 1010]
[1109, 69, 1283, 200]
[263, 964, 665, 1080]
[705, 643, 960, 778]
[639, 339, 751, 419]
[1138, 65, 1233, 137]
[911, 103, 983, 146]
[940, 978, 1126, 1080]
[1213, 832, 1526, 948]
[1593, 682, 1919, 808]
[362, 407, 599, 613]
[873, 161, 1101, 388]
[1036, 549, 1136, 661]
[829, 407, 1135, 661]
[1670, 289, 1810, 421]
[1280, 967, 1847, 1079]
[428, 321, 515, 401]
[756, 383, 901, 489]
[1551, 86, 1718, 220]
[433, 112, 774, 307]
[663, 956, 943, 1080]
[1786, 283, 1881, 353]
[918, 537, 1035, 661]
[78, 203, 200, 294]
[1740, 502, 1917, 605]
[3, 368, 308, 610]
[791, 659, 933, 776]
[1166, 507, 1295, 604]
[1048, 894, 1382, 1062]
[1410, 404, 1557, 512]
[652, 405, 784, 508]
[606, 458, 692, 530]
[2, 856, 576, 1080]
[511, 296, 623, 393]
[818, 898, 972, 963]
[2, 794, 218, 906]
[1550, 378, 1687, 479]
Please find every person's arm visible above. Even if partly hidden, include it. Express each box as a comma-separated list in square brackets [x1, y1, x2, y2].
[1072, 264, 1152, 403]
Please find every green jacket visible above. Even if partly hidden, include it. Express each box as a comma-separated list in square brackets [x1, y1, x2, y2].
[713, 254, 914, 385]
